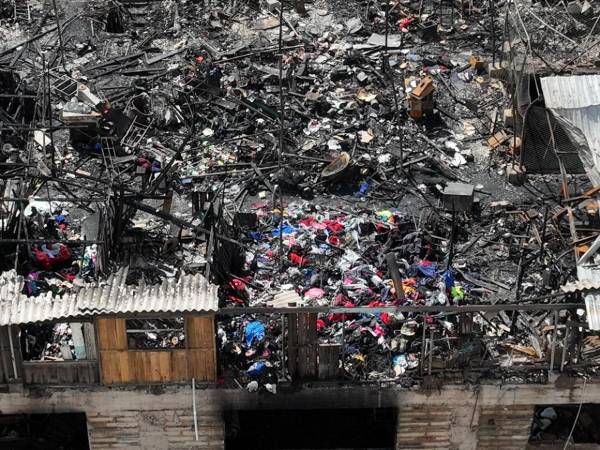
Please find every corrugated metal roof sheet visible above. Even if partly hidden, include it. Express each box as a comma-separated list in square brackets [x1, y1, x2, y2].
[0, 267, 218, 325]
[575, 264, 600, 330]
[585, 292, 600, 331]
[267, 290, 305, 308]
[541, 76, 600, 109]
[540, 75, 600, 188]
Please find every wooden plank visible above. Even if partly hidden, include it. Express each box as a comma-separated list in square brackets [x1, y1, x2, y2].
[171, 349, 189, 380]
[186, 316, 215, 349]
[293, 313, 317, 379]
[307, 313, 317, 378]
[100, 351, 131, 384]
[131, 351, 174, 383]
[83, 322, 98, 359]
[21, 362, 97, 385]
[188, 349, 216, 381]
[132, 352, 150, 382]
[318, 344, 340, 379]
[96, 318, 127, 351]
[0, 326, 9, 383]
[99, 352, 115, 384]
[8, 326, 23, 379]
[297, 313, 309, 378]
[156, 351, 172, 381]
[287, 314, 298, 377]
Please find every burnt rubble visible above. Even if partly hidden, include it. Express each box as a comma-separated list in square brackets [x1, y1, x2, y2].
[1, 0, 600, 391]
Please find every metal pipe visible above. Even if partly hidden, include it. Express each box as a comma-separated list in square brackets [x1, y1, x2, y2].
[218, 302, 581, 315]
[7, 325, 18, 380]
[192, 377, 199, 441]
[561, 325, 570, 372]
[420, 317, 427, 376]
[428, 326, 434, 375]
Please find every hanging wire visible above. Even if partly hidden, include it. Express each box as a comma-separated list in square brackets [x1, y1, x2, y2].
[562, 376, 588, 450]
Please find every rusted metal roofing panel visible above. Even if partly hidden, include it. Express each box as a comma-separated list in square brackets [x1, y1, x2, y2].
[0, 267, 218, 325]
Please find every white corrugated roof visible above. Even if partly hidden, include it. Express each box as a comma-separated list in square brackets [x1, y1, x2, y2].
[585, 292, 600, 331]
[576, 264, 600, 331]
[541, 75, 600, 109]
[0, 267, 218, 325]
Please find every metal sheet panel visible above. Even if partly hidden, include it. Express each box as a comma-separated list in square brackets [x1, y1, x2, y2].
[576, 264, 600, 331]
[585, 292, 600, 331]
[0, 268, 217, 325]
[541, 75, 600, 109]
[540, 75, 600, 184]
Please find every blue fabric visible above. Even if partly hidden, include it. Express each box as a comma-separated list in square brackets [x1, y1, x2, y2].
[443, 270, 455, 289]
[354, 181, 370, 197]
[246, 361, 266, 377]
[271, 224, 296, 237]
[416, 262, 437, 277]
[245, 321, 265, 347]
[249, 231, 264, 240]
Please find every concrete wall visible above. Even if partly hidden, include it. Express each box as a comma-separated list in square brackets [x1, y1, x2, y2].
[0, 379, 595, 449]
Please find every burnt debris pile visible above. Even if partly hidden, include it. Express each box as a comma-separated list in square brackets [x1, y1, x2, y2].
[1, 0, 600, 389]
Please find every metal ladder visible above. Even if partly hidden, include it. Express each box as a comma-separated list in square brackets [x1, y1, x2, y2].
[100, 137, 118, 182]
[120, 117, 152, 153]
[13, 0, 30, 23]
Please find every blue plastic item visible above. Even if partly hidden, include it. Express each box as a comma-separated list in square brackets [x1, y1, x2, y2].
[245, 321, 265, 347]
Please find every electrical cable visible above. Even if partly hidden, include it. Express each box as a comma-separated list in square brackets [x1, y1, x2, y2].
[562, 376, 588, 450]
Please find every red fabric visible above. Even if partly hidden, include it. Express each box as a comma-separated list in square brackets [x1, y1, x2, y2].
[32, 245, 71, 269]
[230, 279, 246, 291]
[374, 223, 389, 232]
[227, 294, 246, 305]
[327, 235, 340, 246]
[367, 301, 384, 307]
[137, 158, 151, 169]
[289, 252, 307, 266]
[333, 293, 348, 305]
[60, 272, 76, 282]
[316, 319, 326, 330]
[399, 18, 413, 27]
[323, 220, 344, 234]
[298, 216, 316, 227]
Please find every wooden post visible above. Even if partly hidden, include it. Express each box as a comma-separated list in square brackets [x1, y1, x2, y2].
[286, 313, 317, 379]
[549, 310, 558, 372]
[561, 324, 570, 372]
[428, 326, 434, 375]
[386, 253, 405, 300]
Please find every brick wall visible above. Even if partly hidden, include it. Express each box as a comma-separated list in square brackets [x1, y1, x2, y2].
[396, 405, 453, 449]
[477, 404, 534, 450]
[87, 409, 224, 450]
